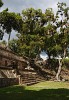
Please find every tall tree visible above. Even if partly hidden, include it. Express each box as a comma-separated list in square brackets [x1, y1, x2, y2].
[0, 0, 23, 41]
[16, 8, 46, 58]
[54, 2, 69, 80]
[16, 8, 56, 58]
[7, 3, 69, 81]
[0, 10, 23, 41]
[0, 0, 3, 7]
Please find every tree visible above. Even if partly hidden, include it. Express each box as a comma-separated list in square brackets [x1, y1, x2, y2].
[0, 0, 23, 41]
[54, 2, 69, 81]
[16, 8, 56, 59]
[0, 10, 23, 41]
[7, 3, 69, 81]
[16, 8, 45, 58]
[0, 0, 3, 8]
[44, 2, 69, 81]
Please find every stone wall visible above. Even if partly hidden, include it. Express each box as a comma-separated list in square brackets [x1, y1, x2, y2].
[0, 78, 19, 88]
[0, 45, 27, 69]
[0, 69, 17, 78]
[0, 68, 20, 88]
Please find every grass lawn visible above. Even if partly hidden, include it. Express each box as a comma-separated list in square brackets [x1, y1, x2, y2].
[0, 81, 69, 100]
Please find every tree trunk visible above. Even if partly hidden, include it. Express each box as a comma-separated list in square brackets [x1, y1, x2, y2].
[8, 33, 11, 45]
[47, 52, 51, 68]
[56, 58, 62, 81]
[63, 48, 66, 58]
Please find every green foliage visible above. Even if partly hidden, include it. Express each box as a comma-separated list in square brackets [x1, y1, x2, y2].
[45, 8, 55, 22]
[0, 1, 23, 40]
[16, 34, 45, 58]
[22, 8, 43, 35]
[63, 58, 69, 68]
[16, 7, 57, 58]
[8, 39, 19, 54]
[12, 3, 69, 60]
[0, 11, 22, 33]
[0, 0, 3, 7]
[0, 1, 69, 62]
[0, 40, 7, 46]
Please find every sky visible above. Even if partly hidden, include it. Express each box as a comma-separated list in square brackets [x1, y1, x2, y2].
[40, 51, 48, 60]
[0, 0, 69, 41]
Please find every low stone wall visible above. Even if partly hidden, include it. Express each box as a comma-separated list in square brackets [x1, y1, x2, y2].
[0, 78, 19, 88]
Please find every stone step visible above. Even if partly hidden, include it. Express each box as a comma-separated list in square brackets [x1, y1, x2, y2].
[19, 70, 46, 85]
[21, 77, 45, 85]
[22, 79, 45, 86]
[26, 81, 38, 86]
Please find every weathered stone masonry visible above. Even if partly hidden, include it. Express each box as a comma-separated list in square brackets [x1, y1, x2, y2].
[0, 45, 27, 87]
[0, 45, 27, 69]
[0, 45, 46, 87]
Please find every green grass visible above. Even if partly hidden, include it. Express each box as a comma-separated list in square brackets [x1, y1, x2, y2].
[0, 81, 69, 100]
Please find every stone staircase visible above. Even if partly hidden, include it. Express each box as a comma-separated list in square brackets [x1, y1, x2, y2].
[19, 70, 46, 85]
[0, 65, 46, 86]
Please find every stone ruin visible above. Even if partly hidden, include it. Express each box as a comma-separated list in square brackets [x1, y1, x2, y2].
[0, 45, 46, 87]
[0, 45, 28, 87]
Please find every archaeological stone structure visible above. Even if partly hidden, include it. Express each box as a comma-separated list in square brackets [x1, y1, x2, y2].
[0, 45, 28, 87]
[0, 45, 46, 87]
[0, 45, 27, 69]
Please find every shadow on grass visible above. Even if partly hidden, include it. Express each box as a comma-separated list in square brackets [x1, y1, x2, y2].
[0, 86, 69, 100]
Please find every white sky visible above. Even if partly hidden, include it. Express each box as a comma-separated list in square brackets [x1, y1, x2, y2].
[40, 51, 48, 60]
